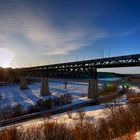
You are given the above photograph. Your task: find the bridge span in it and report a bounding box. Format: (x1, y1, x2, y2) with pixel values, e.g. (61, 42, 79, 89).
(9, 53, 140, 99)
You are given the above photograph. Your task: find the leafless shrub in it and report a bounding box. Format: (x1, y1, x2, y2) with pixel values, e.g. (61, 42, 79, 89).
(67, 108, 73, 119)
(36, 98, 53, 110)
(0, 126, 22, 140)
(127, 93, 140, 99)
(128, 97, 140, 103)
(127, 93, 140, 103)
(101, 92, 118, 104)
(1, 106, 13, 120)
(75, 109, 86, 126)
(42, 120, 73, 140)
(73, 121, 96, 140)
(12, 103, 23, 117)
(42, 111, 52, 119)
(2, 102, 140, 140)
(23, 124, 42, 140)
(99, 83, 118, 97)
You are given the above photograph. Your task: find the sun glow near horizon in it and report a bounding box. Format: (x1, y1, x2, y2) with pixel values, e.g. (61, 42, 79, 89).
(0, 48, 14, 68)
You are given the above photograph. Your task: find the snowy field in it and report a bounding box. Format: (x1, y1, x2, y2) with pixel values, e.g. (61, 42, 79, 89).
(0, 78, 120, 112)
(1, 79, 140, 139)
(19, 94, 140, 140)
(0, 78, 139, 114)
(0, 80, 91, 111)
(16, 94, 127, 129)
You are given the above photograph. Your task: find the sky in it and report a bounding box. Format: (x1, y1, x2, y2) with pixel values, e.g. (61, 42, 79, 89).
(0, 0, 140, 73)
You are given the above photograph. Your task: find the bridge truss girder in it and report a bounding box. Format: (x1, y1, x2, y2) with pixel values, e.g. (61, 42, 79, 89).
(11, 53, 140, 79)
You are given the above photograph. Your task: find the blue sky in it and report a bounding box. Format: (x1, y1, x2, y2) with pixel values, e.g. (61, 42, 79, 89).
(0, 0, 140, 73)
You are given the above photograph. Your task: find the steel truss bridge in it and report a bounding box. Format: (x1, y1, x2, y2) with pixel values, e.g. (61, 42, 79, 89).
(12, 53, 140, 79)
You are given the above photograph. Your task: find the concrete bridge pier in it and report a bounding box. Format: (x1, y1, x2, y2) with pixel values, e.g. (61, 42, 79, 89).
(9, 75, 15, 83)
(8, 70, 15, 83)
(88, 68, 98, 99)
(40, 77, 50, 96)
(20, 76, 28, 89)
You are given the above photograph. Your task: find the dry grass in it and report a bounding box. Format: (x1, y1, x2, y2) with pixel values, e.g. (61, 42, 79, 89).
(127, 93, 140, 103)
(128, 97, 140, 103)
(1, 102, 140, 140)
(127, 93, 140, 99)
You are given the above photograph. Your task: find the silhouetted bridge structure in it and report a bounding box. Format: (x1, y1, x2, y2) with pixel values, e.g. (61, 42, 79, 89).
(10, 53, 140, 99)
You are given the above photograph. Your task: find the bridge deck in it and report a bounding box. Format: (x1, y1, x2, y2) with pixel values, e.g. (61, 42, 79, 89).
(11, 53, 140, 78)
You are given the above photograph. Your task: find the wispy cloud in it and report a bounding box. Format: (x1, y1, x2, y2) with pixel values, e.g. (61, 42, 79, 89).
(0, 1, 107, 57)
(23, 19, 107, 55)
(119, 26, 140, 37)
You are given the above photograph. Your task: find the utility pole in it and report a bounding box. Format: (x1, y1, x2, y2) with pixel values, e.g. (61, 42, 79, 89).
(83, 56, 85, 60)
(109, 50, 110, 57)
(102, 48, 104, 58)
(76, 55, 78, 61)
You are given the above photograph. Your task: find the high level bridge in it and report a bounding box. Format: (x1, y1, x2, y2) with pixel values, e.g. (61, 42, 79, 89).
(10, 53, 140, 99)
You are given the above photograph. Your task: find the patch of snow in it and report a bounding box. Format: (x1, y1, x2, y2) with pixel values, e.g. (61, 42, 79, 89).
(128, 86, 140, 93)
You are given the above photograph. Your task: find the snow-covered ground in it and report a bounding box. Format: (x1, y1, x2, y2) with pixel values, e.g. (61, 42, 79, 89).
(15, 94, 127, 129)
(0, 81, 89, 110)
(48, 94, 127, 123)
(128, 86, 140, 93)
(0, 78, 137, 112)
(1, 79, 140, 139)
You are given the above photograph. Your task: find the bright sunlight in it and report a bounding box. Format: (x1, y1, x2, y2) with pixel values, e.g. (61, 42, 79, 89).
(0, 48, 14, 68)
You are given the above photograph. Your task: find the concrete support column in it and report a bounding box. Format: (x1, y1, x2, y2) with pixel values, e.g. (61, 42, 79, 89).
(88, 79, 98, 99)
(9, 75, 15, 83)
(88, 68, 98, 99)
(8, 70, 15, 83)
(40, 77, 50, 96)
(20, 76, 28, 89)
